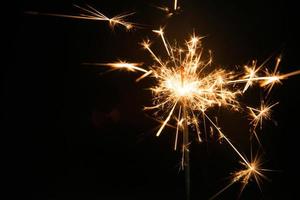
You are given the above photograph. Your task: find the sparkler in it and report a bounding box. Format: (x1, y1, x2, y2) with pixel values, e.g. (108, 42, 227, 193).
(26, 4, 136, 30)
(27, 2, 299, 199)
(99, 28, 300, 199)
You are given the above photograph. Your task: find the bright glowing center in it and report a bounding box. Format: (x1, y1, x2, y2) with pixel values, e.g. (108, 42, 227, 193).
(165, 73, 198, 98)
(249, 163, 257, 172)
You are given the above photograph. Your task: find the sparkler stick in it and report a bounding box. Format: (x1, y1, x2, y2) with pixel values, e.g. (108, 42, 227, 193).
(180, 65, 191, 200)
(182, 103, 191, 200)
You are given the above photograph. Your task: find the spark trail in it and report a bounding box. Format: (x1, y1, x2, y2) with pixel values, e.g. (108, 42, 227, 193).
(26, 4, 136, 30)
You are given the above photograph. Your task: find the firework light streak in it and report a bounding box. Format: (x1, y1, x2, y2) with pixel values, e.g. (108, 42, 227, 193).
(26, 4, 136, 30)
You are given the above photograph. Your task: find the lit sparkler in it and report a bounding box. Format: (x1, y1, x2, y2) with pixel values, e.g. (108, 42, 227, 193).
(26, 4, 136, 30)
(103, 29, 299, 150)
(98, 28, 300, 199)
(28, 2, 299, 199)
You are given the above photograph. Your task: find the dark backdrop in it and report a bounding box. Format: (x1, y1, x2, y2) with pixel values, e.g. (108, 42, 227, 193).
(6, 0, 300, 199)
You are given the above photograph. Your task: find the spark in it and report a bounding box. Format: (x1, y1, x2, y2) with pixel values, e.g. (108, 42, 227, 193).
(84, 61, 152, 82)
(174, 0, 178, 10)
(26, 4, 136, 30)
(227, 57, 300, 94)
(241, 61, 262, 93)
(93, 61, 148, 73)
(246, 101, 279, 144)
(210, 153, 271, 200)
(154, 0, 180, 17)
(156, 101, 178, 137)
(247, 102, 279, 131)
(153, 28, 171, 56)
(141, 40, 165, 67)
(155, 6, 174, 17)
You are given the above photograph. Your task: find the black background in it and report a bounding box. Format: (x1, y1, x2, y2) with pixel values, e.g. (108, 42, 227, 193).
(6, 0, 300, 199)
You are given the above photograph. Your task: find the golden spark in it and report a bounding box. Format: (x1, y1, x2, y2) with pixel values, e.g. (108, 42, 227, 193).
(247, 101, 279, 130)
(247, 102, 279, 140)
(210, 153, 271, 200)
(26, 4, 136, 30)
(89, 61, 146, 73)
